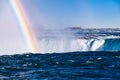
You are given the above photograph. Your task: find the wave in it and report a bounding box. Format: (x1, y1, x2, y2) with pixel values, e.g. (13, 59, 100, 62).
(38, 38, 120, 53)
(90, 38, 120, 51)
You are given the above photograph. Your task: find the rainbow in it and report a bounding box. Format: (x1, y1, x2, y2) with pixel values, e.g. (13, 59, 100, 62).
(9, 0, 38, 53)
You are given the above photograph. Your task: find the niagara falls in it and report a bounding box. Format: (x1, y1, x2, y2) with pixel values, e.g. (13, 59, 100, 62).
(0, 0, 120, 80)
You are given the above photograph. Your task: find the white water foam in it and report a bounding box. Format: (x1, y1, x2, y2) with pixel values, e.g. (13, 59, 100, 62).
(37, 38, 120, 53)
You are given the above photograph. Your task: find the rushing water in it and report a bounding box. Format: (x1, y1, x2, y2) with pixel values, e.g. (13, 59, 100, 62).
(38, 38, 120, 53)
(0, 28, 120, 79)
(0, 51, 120, 80)
(37, 28, 120, 53)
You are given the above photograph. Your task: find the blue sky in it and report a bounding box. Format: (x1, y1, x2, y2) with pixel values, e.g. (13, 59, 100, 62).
(0, 0, 120, 53)
(22, 0, 120, 29)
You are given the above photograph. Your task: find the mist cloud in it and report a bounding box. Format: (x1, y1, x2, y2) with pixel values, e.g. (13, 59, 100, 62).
(0, 1, 28, 53)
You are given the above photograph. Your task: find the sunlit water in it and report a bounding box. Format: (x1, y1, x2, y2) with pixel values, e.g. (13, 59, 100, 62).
(37, 28, 120, 53)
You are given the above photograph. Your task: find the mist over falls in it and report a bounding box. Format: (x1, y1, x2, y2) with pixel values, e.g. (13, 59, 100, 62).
(36, 28, 120, 53)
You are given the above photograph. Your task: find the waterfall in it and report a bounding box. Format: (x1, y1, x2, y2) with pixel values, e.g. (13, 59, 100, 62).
(37, 38, 120, 53)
